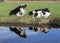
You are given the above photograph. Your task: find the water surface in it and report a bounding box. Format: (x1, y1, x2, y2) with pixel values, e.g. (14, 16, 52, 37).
(0, 26, 60, 43)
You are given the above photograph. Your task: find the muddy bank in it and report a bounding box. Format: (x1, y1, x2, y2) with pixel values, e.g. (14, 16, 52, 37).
(0, 17, 49, 26)
(0, 17, 60, 28)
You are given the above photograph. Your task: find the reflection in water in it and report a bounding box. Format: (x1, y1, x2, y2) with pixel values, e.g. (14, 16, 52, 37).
(29, 27, 51, 33)
(9, 27, 26, 38)
(0, 27, 60, 43)
(9, 26, 51, 38)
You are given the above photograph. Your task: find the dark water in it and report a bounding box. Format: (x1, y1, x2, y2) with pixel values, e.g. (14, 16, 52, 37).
(0, 26, 60, 43)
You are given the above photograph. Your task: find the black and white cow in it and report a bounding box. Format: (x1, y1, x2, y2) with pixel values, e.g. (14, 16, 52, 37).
(9, 4, 27, 16)
(29, 8, 51, 18)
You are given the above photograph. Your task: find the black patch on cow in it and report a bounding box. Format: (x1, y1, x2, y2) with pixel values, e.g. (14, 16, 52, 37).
(34, 27, 38, 32)
(34, 13, 38, 17)
(29, 27, 33, 30)
(42, 11, 46, 15)
(29, 11, 33, 15)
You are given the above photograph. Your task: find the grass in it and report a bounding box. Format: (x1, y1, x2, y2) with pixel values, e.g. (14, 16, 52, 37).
(0, 1, 60, 18)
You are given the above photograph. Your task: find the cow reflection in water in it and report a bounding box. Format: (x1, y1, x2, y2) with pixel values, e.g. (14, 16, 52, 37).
(9, 27, 26, 38)
(9, 26, 51, 38)
(29, 27, 51, 33)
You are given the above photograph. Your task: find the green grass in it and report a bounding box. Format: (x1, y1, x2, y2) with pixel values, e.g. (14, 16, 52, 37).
(0, 1, 60, 19)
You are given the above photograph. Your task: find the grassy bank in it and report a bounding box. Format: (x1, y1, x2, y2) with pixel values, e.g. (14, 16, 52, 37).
(0, 1, 60, 26)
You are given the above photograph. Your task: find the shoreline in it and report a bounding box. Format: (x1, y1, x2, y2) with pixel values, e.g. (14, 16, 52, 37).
(0, 18, 60, 28)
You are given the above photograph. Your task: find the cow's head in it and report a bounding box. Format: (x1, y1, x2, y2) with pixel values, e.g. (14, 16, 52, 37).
(21, 4, 27, 9)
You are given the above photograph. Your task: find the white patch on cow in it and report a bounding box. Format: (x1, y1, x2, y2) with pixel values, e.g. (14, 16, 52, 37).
(43, 12, 51, 18)
(33, 11, 36, 14)
(20, 8, 26, 16)
(33, 13, 35, 18)
(32, 11, 36, 18)
(20, 30, 25, 35)
(16, 12, 21, 16)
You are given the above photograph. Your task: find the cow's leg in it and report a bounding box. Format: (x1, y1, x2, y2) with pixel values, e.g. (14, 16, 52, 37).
(32, 11, 36, 18)
(33, 13, 35, 18)
(16, 12, 21, 16)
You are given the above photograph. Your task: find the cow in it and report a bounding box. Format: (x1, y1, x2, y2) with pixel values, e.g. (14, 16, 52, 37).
(29, 8, 51, 18)
(9, 4, 27, 16)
